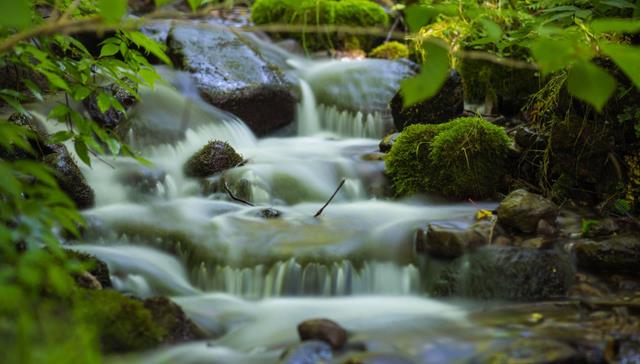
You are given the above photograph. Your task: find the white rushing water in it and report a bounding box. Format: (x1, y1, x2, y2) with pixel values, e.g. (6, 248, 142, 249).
(55, 41, 497, 364)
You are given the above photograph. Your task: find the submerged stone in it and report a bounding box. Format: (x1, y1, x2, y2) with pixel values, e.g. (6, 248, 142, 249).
(298, 318, 348, 350)
(167, 22, 297, 135)
(184, 140, 243, 178)
(390, 70, 464, 131)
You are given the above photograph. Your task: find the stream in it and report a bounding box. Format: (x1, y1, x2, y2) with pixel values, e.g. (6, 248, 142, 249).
(51, 34, 573, 363)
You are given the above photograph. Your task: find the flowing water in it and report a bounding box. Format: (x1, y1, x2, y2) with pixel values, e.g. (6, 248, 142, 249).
(56, 40, 507, 363)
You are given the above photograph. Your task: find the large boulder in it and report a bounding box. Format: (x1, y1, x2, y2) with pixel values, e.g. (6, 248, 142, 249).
(574, 236, 640, 275)
(431, 246, 574, 301)
(297, 318, 348, 350)
(167, 23, 297, 135)
(497, 189, 559, 234)
(183, 140, 243, 178)
(390, 70, 464, 131)
(44, 147, 95, 209)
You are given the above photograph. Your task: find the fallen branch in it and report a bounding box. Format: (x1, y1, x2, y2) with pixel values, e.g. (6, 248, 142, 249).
(223, 180, 254, 206)
(314, 179, 346, 218)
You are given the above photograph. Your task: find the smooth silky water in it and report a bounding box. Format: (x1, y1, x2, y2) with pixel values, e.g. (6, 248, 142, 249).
(57, 43, 501, 363)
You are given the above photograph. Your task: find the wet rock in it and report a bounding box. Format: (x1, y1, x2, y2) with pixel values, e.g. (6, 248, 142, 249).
(419, 221, 491, 259)
(259, 208, 282, 219)
(476, 339, 578, 363)
(574, 236, 640, 275)
(517, 237, 554, 250)
(143, 296, 206, 344)
(390, 70, 464, 131)
(117, 165, 167, 197)
(167, 22, 297, 135)
(432, 246, 574, 300)
(75, 271, 103, 290)
(536, 219, 557, 238)
(280, 340, 333, 364)
(44, 147, 95, 209)
(582, 218, 620, 238)
(83, 85, 137, 129)
(298, 318, 348, 350)
(183, 141, 243, 178)
(497, 189, 559, 234)
(379, 132, 400, 153)
(276, 39, 304, 56)
(361, 152, 385, 161)
(66, 249, 113, 288)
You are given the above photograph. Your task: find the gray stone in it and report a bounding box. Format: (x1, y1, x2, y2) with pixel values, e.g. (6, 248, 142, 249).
(497, 189, 559, 234)
(167, 22, 297, 135)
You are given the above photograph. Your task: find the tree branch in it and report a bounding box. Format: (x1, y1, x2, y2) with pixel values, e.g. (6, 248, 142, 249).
(314, 179, 346, 218)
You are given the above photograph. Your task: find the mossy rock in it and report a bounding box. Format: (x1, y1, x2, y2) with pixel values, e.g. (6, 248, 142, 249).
(65, 249, 113, 289)
(457, 57, 540, 115)
(251, 0, 389, 52)
(183, 141, 243, 178)
(44, 147, 95, 209)
(143, 297, 206, 344)
(369, 41, 409, 60)
(75, 289, 166, 353)
(385, 117, 510, 199)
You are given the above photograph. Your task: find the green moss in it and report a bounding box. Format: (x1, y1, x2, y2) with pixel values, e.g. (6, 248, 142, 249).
(385, 117, 510, 199)
(184, 140, 243, 178)
(369, 41, 410, 60)
(251, 0, 389, 52)
(75, 289, 166, 353)
(384, 123, 442, 196)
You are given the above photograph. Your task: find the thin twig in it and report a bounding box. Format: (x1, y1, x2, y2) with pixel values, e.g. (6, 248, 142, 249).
(314, 179, 346, 218)
(88, 149, 115, 169)
(223, 180, 254, 206)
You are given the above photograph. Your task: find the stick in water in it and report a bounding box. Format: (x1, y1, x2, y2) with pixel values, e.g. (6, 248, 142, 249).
(314, 179, 346, 218)
(224, 181, 254, 207)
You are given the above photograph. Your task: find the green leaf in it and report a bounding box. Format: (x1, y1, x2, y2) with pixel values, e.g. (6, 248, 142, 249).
(23, 79, 43, 101)
(48, 104, 71, 121)
(400, 39, 450, 107)
(99, 0, 127, 23)
(97, 92, 112, 113)
(100, 43, 120, 57)
(71, 85, 92, 101)
(591, 18, 640, 34)
(74, 138, 91, 167)
(600, 43, 640, 89)
(187, 0, 203, 11)
(127, 31, 172, 65)
(567, 61, 616, 112)
(0, 0, 32, 29)
(49, 131, 74, 144)
(530, 37, 593, 75)
(404, 4, 457, 33)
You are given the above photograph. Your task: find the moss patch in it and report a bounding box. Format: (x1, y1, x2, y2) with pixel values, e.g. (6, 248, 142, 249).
(251, 0, 389, 52)
(385, 117, 510, 199)
(369, 41, 409, 60)
(183, 140, 243, 178)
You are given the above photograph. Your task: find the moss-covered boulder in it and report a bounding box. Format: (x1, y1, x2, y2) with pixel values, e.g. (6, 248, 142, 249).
(385, 117, 510, 199)
(65, 249, 113, 289)
(143, 297, 206, 344)
(390, 70, 464, 131)
(457, 57, 540, 116)
(369, 41, 409, 60)
(183, 141, 243, 178)
(251, 0, 389, 52)
(44, 146, 95, 209)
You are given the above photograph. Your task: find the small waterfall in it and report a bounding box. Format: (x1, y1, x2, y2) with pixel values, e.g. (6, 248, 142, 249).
(296, 79, 321, 135)
(193, 259, 421, 298)
(316, 104, 389, 138)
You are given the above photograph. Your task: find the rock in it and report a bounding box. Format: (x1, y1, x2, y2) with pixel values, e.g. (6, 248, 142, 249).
(379, 132, 400, 153)
(475, 339, 578, 363)
(497, 189, 559, 234)
(536, 219, 557, 238)
(44, 147, 95, 209)
(418, 221, 491, 259)
(583, 218, 620, 238)
(183, 141, 243, 178)
(574, 236, 640, 275)
(117, 165, 167, 197)
(390, 70, 464, 131)
(280, 340, 333, 364)
(75, 271, 103, 290)
(83, 84, 137, 129)
(276, 39, 305, 56)
(369, 41, 410, 60)
(432, 246, 574, 300)
(259, 208, 282, 219)
(66, 249, 113, 288)
(167, 22, 297, 135)
(128, 0, 155, 15)
(143, 296, 206, 344)
(514, 125, 546, 150)
(361, 152, 385, 161)
(297, 318, 348, 350)
(517, 237, 554, 250)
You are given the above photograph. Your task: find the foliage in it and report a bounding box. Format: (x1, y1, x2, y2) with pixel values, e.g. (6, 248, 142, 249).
(369, 41, 410, 59)
(0, 0, 172, 362)
(251, 0, 389, 51)
(385, 117, 510, 199)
